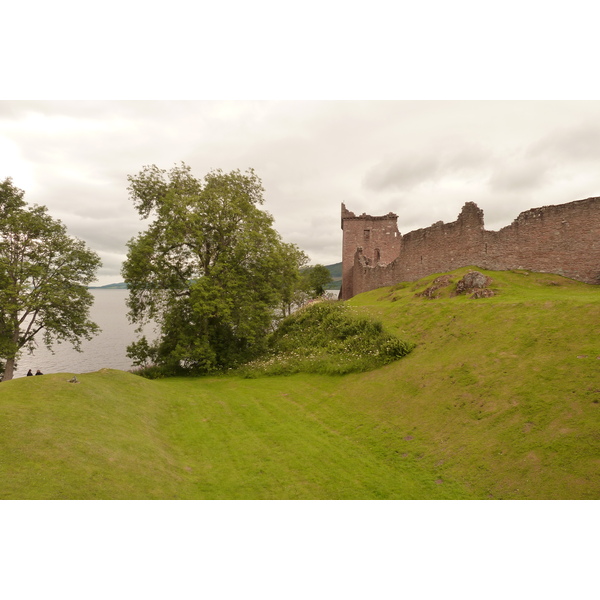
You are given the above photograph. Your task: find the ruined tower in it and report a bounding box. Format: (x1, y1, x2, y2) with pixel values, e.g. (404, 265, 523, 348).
(340, 197, 600, 300)
(340, 203, 401, 300)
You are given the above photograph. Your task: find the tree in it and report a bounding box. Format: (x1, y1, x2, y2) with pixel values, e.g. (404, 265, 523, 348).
(275, 258, 334, 317)
(122, 163, 308, 374)
(276, 242, 310, 317)
(303, 264, 333, 298)
(0, 178, 102, 381)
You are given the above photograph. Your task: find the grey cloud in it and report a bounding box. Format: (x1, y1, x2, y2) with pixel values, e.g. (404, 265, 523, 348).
(92, 251, 127, 284)
(486, 121, 600, 195)
(363, 142, 490, 193)
(364, 155, 442, 192)
(0, 101, 121, 120)
(488, 158, 550, 193)
(532, 122, 600, 161)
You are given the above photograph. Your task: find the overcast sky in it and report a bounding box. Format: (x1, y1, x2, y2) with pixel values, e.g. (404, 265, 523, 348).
(2, 3, 599, 286)
(2, 100, 600, 285)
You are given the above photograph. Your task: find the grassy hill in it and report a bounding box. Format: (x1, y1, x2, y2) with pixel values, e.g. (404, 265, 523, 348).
(2, 266, 599, 499)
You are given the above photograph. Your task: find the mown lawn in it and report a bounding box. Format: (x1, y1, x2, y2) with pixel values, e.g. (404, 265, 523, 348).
(0, 370, 469, 499)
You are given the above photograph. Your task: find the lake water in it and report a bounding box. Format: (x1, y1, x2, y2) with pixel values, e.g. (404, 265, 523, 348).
(12, 288, 340, 379)
(13, 290, 156, 379)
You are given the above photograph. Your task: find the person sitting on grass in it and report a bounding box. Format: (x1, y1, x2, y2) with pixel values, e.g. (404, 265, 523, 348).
(35, 369, 43, 376)
(27, 369, 33, 376)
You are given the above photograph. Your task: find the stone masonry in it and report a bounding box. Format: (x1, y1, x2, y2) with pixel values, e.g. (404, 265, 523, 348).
(340, 197, 600, 300)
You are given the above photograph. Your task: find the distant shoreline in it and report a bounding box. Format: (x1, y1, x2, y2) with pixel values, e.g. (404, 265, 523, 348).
(88, 283, 128, 290)
(90, 262, 342, 291)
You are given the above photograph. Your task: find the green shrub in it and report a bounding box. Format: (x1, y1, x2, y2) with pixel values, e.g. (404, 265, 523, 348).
(240, 301, 415, 377)
(129, 364, 170, 379)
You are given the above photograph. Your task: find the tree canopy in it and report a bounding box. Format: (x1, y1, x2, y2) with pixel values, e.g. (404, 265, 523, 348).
(122, 164, 308, 375)
(303, 264, 333, 298)
(0, 178, 102, 380)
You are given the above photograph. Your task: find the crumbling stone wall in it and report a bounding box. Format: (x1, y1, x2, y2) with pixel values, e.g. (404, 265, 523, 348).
(340, 196, 600, 299)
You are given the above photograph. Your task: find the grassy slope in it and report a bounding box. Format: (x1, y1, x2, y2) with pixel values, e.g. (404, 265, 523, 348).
(1, 267, 599, 499)
(346, 267, 600, 499)
(0, 370, 185, 499)
(0, 371, 460, 499)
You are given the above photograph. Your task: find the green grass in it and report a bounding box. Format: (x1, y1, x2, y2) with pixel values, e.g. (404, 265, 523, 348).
(0, 370, 464, 499)
(347, 267, 600, 499)
(1, 267, 599, 499)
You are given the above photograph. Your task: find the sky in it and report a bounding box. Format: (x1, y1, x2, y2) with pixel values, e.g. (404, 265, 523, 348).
(2, 100, 600, 285)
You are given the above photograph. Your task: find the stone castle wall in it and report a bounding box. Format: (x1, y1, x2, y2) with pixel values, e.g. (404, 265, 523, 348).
(340, 197, 600, 300)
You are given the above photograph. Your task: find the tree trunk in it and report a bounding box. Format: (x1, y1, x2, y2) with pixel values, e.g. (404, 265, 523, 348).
(3, 357, 15, 381)
(2, 327, 20, 381)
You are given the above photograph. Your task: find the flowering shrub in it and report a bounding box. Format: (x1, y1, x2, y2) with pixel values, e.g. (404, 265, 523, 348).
(239, 301, 415, 377)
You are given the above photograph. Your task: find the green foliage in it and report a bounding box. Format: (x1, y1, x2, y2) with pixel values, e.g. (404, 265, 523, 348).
(274, 243, 310, 318)
(276, 258, 332, 318)
(0, 178, 101, 380)
(301, 264, 334, 298)
(129, 363, 170, 380)
(241, 300, 415, 376)
(122, 164, 307, 374)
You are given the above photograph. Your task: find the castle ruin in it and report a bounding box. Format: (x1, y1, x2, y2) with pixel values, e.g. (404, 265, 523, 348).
(340, 196, 600, 300)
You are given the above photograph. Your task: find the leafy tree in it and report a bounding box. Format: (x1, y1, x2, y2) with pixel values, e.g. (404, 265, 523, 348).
(276, 260, 332, 317)
(0, 178, 102, 381)
(303, 264, 333, 298)
(277, 243, 310, 317)
(122, 163, 307, 375)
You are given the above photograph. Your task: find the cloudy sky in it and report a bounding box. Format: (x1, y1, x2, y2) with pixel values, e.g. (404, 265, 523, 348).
(2, 3, 599, 287)
(2, 100, 600, 285)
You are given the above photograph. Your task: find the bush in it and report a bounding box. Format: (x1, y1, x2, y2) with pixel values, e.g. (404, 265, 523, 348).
(239, 301, 415, 377)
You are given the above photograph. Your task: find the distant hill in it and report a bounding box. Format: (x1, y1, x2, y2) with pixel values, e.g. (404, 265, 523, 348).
(325, 262, 342, 290)
(90, 262, 343, 291)
(326, 262, 342, 279)
(89, 282, 128, 289)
